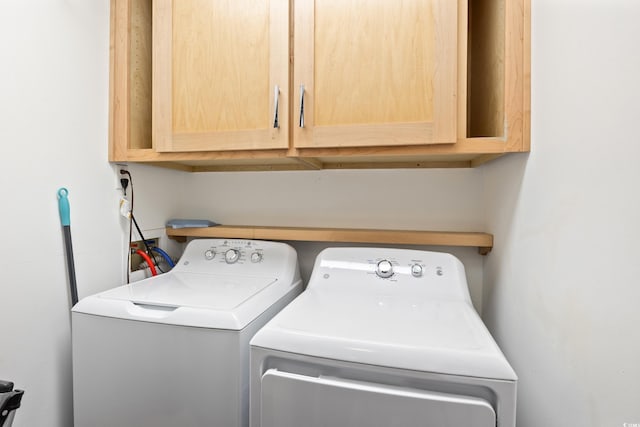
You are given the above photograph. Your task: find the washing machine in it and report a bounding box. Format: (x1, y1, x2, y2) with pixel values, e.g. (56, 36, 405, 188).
(250, 247, 517, 427)
(72, 238, 302, 427)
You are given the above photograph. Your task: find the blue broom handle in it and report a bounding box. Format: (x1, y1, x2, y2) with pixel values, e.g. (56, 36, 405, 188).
(57, 188, 70, 226)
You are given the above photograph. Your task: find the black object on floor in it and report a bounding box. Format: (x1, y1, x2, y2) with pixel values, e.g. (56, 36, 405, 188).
(0, 380, 24, 427)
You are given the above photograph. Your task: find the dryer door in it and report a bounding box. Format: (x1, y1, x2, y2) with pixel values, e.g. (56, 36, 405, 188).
(261, 369, 496, 427)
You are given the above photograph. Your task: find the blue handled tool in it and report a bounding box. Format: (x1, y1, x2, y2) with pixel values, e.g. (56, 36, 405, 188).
(57, 188, 78, 306)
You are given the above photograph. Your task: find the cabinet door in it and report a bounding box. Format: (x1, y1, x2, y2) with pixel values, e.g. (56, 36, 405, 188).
(294, 0, 457, 149)
(153, 0, 289, 152)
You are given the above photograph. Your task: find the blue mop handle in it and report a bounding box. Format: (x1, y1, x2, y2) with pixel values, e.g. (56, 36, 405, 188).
(57, 187, 78, 307)
(58, 188, 71, 226)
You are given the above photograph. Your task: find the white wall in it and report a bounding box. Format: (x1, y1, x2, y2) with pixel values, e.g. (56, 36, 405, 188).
(184, 169, 483, 230)
(0, 2, 186, 426)
(482, 0, 640, 425)
(0, 2, 116, 426)
(0, 4, 485, 426)
(124, 163, 189, 260)
(0, 3, 483, 426)
(182, 169, 486, 306)
(7, 0, 639, 426)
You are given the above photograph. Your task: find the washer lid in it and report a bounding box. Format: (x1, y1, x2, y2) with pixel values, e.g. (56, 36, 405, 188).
(72, 272, 290, 330)
(101, 272, 278, 310)
(251, 289, 517, 381)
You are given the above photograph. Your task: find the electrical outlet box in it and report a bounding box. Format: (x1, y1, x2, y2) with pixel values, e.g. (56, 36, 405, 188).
(130, 238, 160, 271)
(115, 163, 128, 191)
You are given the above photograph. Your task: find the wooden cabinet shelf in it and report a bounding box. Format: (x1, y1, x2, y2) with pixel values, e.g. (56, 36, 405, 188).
(166, 225, 494, 255)
(109, 0, 530, 171)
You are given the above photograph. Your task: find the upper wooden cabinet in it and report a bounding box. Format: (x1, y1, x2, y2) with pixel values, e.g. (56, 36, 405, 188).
(109, 0, 530, 171)
(293, 0, 457, 149)
(153, 0, 289, 152)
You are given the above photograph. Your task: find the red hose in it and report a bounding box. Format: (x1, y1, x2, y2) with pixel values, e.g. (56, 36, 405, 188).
(135, 249, 158, 276)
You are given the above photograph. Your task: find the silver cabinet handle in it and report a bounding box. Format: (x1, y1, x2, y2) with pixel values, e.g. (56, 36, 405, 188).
(299, 84, 305, 128)
(273, 85, 280, 129)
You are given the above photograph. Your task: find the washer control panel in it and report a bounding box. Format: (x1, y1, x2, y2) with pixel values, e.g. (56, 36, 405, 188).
(172, 239, 295, 277)
(193, 241, 265, 265)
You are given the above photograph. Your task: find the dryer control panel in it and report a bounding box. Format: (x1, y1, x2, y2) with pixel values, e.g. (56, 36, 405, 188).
(307, 247, 472, 303)
(371, 257, 443, 280)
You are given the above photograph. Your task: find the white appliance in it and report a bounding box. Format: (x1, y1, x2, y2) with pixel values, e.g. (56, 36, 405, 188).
(72, 239, 302, 427)
(250, 247, 517, 427)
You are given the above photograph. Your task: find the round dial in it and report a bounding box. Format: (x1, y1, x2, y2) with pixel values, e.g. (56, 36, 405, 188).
(224, 249, 240, 264)
(250, 252, 263, 263)
(411, 264, 423, 277)
(376, 260, 394, 278)
(204, 249, 215, 260)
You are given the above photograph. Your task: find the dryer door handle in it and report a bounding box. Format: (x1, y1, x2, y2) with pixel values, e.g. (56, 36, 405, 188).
(259, 369, 496, 427)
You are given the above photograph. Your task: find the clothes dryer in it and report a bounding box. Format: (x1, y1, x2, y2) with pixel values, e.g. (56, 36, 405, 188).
(250, 247, 516, 427)
(73, 239, 302, 427)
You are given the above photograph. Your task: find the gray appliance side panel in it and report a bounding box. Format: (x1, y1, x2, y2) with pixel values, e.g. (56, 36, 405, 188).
(236, 280, 303, 427)
(250, 347, 516, 427)
(72, 313, 242, 427)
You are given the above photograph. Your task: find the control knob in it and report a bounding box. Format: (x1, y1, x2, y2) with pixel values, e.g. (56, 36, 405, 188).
(250, 252, 263, 263)
(204, 249, 215, 260)
(411, 264, 423, 277)
(376, 260, 394, 278)
(225, 249, 240, 264)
